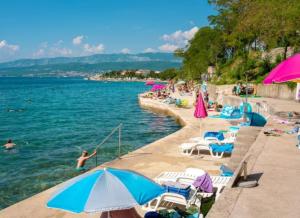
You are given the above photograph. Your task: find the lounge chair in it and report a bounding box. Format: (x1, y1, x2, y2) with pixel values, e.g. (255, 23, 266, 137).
(155, 168, 231, 200)
(180, 132, 235, 158)
(144, 169, 204, 212)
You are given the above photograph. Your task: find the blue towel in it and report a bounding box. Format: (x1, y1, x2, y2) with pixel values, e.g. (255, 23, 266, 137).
(220, 165, 234, 177)
(210, 143, 234, 153)
(204, 131, 224, 141)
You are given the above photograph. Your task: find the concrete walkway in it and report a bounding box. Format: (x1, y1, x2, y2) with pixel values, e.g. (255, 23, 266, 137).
(207, 96, 300, 218)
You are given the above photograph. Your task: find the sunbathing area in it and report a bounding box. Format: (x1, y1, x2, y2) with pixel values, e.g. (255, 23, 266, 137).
(1, 79, 299, 218)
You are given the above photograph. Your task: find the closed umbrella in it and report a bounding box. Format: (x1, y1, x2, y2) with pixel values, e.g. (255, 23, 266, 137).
(194, 92, 208, 136)
(194, 92, 208, 119)
(47, 168, 165, 215)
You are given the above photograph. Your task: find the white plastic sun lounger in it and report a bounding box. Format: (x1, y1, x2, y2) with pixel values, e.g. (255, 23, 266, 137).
(180, 141, 233, 158)
(144, 192, 204, 218)
(155, 169, 231, 199)
(179, 137, 220, 156)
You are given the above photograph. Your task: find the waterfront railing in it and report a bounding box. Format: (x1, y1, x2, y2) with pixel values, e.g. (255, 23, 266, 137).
(94, 123, 122, 166)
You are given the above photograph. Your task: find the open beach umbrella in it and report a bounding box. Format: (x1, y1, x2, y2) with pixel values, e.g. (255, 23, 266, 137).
(176, 80, 186, 85)
(145, 80, 155, 86)
(47, 168, 165, 214)
(194, 92, 208, 119)
(151, 84, 166, 92)
(264, 53, 300, 84)
(245, 112, 267, 127)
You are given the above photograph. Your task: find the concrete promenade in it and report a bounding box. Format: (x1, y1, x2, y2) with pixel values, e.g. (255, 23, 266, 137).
(0, 97, 231, 218)
(207, 95, 300, 218)
(1, 94, 299, 218)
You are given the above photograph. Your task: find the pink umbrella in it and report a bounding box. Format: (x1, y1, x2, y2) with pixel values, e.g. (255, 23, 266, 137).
(194, 92, 208, 118)
(151, 84, 166, 92)
(145, 80, 155, 86)
(264, 53, 300, 84)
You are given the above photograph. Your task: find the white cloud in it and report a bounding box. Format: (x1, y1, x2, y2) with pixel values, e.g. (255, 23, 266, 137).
(73, 35, 84, 45)
(162, 27, 198, 44)
(50, 47, 73, 56)
(144, 48, 156, 53)
(121, 48, 130, 54)
(33, 49, 45, 57)
(83, 43, 104, 54)
(158, 43, 178, 52)
(0, 40, 7, 48)
(158, 27, 198, 52)
(33, 44, 72, 58)
(0, 40, 20, 52)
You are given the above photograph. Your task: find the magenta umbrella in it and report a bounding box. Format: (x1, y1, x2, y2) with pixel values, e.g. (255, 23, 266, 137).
(264, 53, 300, 84)
(151, 84, 166, 92)
(194, 92, 208, 118)
(194, 92, 207, 135)
(145, 80, 155, 86)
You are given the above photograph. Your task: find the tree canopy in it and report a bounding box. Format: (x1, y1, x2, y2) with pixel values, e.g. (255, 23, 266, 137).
(171, 0, 300, 84)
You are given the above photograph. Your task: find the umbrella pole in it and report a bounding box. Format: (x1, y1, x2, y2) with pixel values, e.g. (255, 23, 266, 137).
(200, 119, 202, 136)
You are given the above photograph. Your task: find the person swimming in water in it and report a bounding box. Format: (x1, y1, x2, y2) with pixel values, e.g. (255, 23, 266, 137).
(76, 150, 97, 171)
(3, 139, 16, 150)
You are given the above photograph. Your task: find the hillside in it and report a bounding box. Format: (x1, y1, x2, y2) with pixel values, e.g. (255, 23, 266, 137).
(0, 53, 181, 77)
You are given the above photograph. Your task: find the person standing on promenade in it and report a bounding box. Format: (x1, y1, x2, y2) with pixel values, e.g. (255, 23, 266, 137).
(76, 150, 97, 171)
(3, 139, 16, 150)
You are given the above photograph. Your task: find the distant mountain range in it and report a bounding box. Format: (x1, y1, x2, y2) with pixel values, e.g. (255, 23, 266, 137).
(0, 53, 182, 77)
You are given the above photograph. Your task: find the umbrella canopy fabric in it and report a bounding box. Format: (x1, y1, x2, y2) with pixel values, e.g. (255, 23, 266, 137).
(264, 53, 300, 84)
(194, 92, 208, 119)
(145, 80, 155, 86)
(151, 84, 166, 92)
(176, 80, 186, 85)
(245, 112, 267, 127)
(47, 168, 165, 213)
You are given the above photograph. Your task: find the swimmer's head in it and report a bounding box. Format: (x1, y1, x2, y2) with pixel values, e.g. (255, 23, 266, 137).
(82, 150, 88, 157)
(7, 139, 12, 143)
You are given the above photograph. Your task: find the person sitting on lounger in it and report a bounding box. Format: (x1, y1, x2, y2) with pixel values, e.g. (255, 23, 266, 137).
(76, 150, 97, 171)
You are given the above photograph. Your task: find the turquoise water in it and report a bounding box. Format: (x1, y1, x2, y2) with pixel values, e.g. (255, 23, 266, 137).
(0, 77, 180, 209)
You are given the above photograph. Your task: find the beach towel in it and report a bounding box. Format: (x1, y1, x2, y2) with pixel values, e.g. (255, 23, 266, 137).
(210, 143, 234, 153)
(220, 165, 234, 177)
(204, 131, 224, 141)
(163, 181, 191, 199)
(192, 173, 213, 193)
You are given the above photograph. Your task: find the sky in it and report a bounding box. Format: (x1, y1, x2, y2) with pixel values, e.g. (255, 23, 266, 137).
(0, 0, 215, 62)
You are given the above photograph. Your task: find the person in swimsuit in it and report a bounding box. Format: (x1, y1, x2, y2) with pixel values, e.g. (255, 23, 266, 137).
(76, 150, 97, 171)
(3, 139, 16, 150)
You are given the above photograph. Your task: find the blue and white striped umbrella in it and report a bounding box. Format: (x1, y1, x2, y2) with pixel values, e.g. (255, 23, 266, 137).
(47, 168, 165, 213)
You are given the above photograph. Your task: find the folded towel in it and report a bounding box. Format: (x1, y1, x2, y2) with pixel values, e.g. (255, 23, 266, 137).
(210, 143, 234, 153)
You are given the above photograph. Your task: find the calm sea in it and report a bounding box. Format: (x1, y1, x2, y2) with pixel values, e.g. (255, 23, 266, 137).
(0, 77, 180, 209)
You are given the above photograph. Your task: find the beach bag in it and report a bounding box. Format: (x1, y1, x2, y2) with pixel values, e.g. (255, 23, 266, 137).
(163, 181, 191, 199)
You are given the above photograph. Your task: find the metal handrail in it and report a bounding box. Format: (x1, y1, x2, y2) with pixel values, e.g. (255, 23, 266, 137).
(95, 123, 122, 166)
